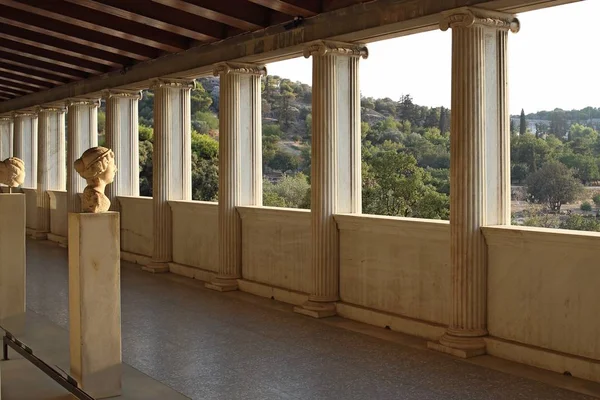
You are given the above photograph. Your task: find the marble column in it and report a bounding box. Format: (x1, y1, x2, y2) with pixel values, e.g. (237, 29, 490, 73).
(206, 63, 266, 292)
(294, 41, 367, 318)
(145, 79, 193, 273)
(427, 7, 519, 358)
(35, 106, 66, 239)
(104, 90, 142, 211)
(67, 100, 99, 213)
(13, 112, 38, 188)
(0, 116, 13, 160)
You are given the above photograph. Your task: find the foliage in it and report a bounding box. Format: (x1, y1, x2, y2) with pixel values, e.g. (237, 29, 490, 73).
(593, 194, 600, 208)
(580, 201, 592, 212)
(362, 149, 448, 219)
(559, 214, 600, 232)
(525, 161, 583, 212)
(263, 173, 310, 209)
(522, 206, 560, 229)
(191, 133, 219, 201)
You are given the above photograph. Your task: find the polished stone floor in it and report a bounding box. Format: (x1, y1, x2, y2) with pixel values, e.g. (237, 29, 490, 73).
(25, 239, 598, 400)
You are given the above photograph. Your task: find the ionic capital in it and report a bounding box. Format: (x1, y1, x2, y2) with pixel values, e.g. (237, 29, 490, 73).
(303, 40, 368, 59)
(66, 98, 101, 108)
(440, 7, 520, 33)
(102, 89, 143, 100)
(12, 110, 37, 119)
(213, 62, 267, 77)
(36, 105, 66, 114)
(0, 115, 12, 122)
(150, 78, 195, 90)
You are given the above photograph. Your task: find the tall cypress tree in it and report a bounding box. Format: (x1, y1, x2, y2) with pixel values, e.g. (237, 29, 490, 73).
(439, 106, 447, 134)
(519, 108, 527, 135)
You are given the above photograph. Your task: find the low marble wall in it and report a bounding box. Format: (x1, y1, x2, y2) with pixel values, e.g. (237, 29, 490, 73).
(48, 190, 67, 238)
(335, 214, 451, 326)
(22, 188, 37, 230)
(238, 206, 311, 294)
(484, 226, 600, 364)
(169, 200, 218, 273)
(117, 196, 153, 257)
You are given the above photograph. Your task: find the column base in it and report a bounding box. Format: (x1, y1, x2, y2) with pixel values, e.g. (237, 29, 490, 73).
(294, 300, 337, 318)
(141, 262, 170, 274)
(427, 332, 487, 359)
(205, 277, 239, 292)
(32, 231, 48, 240)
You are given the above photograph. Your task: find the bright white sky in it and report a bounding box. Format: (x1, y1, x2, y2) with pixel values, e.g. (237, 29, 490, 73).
(266, 0, 599, 115)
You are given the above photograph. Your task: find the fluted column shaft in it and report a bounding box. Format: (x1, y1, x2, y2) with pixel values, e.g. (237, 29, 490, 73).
(13, 112, 38, 188)
(146, 79, 193, 273)
(35, 107, 66, 238)
(429, 7, 519, 358)
(294, 41, 368, 318)
(104, 90, 142, 211)
(67, 100, 99, 213)
(207, 63, 266, 291)
(0, 116, 13, 160)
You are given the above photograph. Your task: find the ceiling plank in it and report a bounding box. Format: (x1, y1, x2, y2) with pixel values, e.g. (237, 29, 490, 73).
(0, 5, 156, 60)
(150, 0, 271, 31)
(0, 71, 53, 89)
(0, 39, 107, 74)
(0, 0, 187, 53)
(68, 0, 225, 42)
(248, 0, 320, 17)
(0, 22, 132, 67)
(0, 63, 69, 85)
(0, 30, 120, 69)
(0, 95, 12, 101)
(0, 79, 35, 93)
(0, 87, 28, 97)
(0, 51, 87, 80)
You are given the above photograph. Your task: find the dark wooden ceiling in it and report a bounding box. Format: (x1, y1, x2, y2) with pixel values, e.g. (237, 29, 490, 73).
(0, 0, 368, 103)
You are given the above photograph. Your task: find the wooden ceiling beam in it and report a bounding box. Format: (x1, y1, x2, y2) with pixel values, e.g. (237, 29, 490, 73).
(0, 51, 88, 80)
(0, 0, 187, 53)
(0, 79, 35, 94)
(69, 0, 226, 42)
(0, 22, 132, 68)
(0, 5, 156, 60)
(248, 0, 320, 17)
(0, 87, 28, 98)
(0, 63, 69, 85)
(0, 73, 50, 90)
(0, 39, 107, 74)
(149, 0, 276, 31)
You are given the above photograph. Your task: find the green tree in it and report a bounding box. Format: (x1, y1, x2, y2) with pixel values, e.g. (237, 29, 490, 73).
(98, 110, 106, 135)
(190, 83, 213, 114)
(263, 173, 310, 209)
(525, 161, 583, 212)
(362, 150, 448, 219)
(519, 108, 526, 135)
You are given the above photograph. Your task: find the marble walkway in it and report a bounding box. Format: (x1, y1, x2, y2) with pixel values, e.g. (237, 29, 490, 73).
(25, 239, 599, 400)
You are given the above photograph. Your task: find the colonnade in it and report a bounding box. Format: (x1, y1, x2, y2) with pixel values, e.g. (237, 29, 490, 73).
(0, 6, 519, 359)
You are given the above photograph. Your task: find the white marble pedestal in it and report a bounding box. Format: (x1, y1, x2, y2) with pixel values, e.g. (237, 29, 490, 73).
(0, 193, 26, 322)
(68, 211, 121, 399)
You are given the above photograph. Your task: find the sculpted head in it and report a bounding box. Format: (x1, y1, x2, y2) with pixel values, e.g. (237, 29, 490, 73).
(74, 147, 117, 213)
(74, 146, 116, 186)
(2, 157, 25, 187)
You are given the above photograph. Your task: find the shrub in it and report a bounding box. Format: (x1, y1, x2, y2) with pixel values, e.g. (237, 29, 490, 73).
(581, 201, 592, 212)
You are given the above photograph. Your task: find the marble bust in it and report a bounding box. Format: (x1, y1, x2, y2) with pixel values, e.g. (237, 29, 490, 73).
(0, 157, 26, 187)
(74, 147, 117, 213)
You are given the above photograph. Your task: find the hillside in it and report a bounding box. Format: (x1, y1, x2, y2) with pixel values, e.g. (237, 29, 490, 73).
(123, 75, 600, 230)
